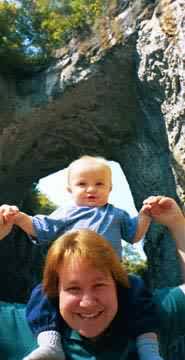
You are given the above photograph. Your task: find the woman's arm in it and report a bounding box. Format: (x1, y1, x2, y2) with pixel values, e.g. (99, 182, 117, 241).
(0, 222, 13, 240)
(144, 196, 185, 281)
(169, 219, 185, 282)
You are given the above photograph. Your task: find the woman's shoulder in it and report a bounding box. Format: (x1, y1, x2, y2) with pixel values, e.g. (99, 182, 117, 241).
(128, 274, 146, 295)
(118, 274, 154, 308)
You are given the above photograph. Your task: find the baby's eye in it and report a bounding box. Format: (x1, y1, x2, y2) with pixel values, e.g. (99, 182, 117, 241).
(96, 182, 103, 186)
(77, 182, 86, 186)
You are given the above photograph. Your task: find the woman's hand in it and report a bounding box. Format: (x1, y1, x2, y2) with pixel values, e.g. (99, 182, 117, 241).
(143, 196, 184, 229)
(0, 204, 19, 225)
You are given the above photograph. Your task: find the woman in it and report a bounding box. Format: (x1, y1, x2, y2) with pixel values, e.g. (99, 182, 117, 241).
(25, 196, 185, 360)
(0, 196, 184, 360)
(28, 228, 156, 360)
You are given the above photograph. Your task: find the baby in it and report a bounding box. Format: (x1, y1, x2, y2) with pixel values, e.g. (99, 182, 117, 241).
(0, 155, 163, 360)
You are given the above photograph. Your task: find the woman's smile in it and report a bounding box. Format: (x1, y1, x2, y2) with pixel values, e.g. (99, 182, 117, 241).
(77, 311, 103, 319)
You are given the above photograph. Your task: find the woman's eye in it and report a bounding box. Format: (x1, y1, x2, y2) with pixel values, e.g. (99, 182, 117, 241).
(95, 283, 106, 288)
(65, 287, 80, 293)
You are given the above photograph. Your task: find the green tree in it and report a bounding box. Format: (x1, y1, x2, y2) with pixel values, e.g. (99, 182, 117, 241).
(0, 0, 114, 71)
(21, 183, 57, 215)
(122, 243, 148, 277)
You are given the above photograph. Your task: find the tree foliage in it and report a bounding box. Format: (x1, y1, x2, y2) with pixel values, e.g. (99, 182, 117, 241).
(0, 0, 117, 72)
(122, 243, 148, 277)
(21, 183, 57, 215)
(122, 258, 148, 277)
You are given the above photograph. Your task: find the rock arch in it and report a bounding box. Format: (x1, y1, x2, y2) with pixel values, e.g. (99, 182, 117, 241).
(0, 1, 183, 301)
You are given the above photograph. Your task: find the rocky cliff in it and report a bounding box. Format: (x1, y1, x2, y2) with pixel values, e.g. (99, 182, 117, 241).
(0, 0, 184, 302)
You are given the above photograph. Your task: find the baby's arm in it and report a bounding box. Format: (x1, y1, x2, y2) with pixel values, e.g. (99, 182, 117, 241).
(14, 210, 36, 236)
(0, 221, 14, 240)
(0, 204, 36, 237)
(133, 205, 152, 243)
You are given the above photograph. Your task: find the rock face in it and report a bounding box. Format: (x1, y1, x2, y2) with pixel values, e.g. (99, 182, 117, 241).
(137, 0, 185, 204)
(0, 0, 184, 298)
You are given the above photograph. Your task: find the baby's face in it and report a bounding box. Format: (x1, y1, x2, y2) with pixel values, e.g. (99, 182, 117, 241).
(68, 160, 112, 207)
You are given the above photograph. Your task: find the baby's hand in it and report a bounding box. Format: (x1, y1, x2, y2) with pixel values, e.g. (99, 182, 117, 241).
(0, 204, 19, 225)
(140, 203, 152, 217)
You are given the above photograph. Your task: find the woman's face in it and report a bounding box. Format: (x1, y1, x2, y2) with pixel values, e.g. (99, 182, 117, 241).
(58, 258, 118, 338)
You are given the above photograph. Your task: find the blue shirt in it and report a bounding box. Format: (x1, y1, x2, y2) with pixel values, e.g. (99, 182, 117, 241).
(32, 203, 138, 258)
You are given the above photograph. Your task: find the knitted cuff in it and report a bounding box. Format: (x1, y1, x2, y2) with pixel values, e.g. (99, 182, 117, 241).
(136, 334, 164, 360)
(38, 330, 62, 349)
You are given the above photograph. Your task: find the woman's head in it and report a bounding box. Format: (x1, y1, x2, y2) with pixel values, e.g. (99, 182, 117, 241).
(43, 229, 129, 297)
(43, 229, 130, 338)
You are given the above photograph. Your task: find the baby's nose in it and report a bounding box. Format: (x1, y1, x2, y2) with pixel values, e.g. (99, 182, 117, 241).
(87, 185, 95, 192)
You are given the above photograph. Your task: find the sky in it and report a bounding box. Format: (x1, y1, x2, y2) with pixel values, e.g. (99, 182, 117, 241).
(37, 161, 146, 259)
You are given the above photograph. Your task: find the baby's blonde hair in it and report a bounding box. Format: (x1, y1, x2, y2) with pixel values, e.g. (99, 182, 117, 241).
(67, 155, 112, 186)
(43, 229, 130, 297)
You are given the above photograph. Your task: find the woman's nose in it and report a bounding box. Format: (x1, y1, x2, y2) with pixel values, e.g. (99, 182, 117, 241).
(80, 293, 96, 307)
